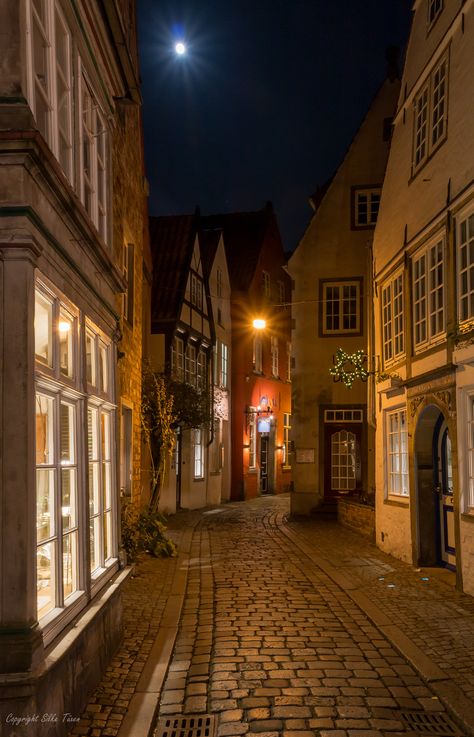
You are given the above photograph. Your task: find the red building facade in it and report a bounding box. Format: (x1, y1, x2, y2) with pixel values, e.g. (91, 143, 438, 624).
(203, 204, 292, 500)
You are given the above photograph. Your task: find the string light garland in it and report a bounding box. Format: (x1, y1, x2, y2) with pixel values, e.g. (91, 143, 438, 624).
(329, 348, 369, 389)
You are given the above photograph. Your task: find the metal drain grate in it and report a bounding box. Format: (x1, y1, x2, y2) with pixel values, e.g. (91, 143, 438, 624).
(156, 715, 216, 737)
(399, 711, 462, 736)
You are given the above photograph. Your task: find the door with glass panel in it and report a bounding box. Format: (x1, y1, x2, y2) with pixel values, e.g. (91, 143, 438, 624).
(323, 409, 363, 500)
(435, 421, 455, 569)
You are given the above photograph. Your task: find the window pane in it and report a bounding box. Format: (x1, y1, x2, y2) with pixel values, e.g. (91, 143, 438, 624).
(60, 402, 75, 463)
(104, 511, 112, 560)
(62, 532, 77, 598)
(99, 342, 108, 393)
(36, 468, 55, 541)
(61, 468, 76, 531)
(86, 332, 96, 385)
(35, 291, 53, 366)
(59, 309, 74, 377)
(37, 542, 55, 619)
(90, 517, 101, 572)
(36, 394, 54, 465)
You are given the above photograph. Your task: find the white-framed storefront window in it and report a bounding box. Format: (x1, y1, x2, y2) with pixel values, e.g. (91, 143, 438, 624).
(35, 279, 117, 632)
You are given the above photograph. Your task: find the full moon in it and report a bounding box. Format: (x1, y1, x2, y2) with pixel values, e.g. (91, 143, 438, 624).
(175, 41, 186, 55)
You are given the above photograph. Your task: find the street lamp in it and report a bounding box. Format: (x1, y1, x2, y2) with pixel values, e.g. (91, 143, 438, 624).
(252, 318, 266, 330)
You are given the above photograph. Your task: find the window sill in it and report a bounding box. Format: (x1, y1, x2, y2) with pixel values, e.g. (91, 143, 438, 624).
(384, 497, 409, 508)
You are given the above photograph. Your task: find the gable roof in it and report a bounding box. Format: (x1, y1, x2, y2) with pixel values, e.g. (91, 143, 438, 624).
(201, 205, 274, 291)
(149, 213, 196, 326)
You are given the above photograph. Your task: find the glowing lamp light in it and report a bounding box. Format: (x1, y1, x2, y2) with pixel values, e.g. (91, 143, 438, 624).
(175, 41, 187, 55)
(253, 318, 266, 330)
(58, 320, 71, 333)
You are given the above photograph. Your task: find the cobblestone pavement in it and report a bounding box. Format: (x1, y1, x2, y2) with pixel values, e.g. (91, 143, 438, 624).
(72, 495, 474, 737)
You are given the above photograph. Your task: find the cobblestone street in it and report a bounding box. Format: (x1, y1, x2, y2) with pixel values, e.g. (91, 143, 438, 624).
(74, 495, 474, 737)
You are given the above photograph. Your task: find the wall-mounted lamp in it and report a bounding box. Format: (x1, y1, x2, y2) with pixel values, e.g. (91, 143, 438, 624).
(252, 318, 266, 330)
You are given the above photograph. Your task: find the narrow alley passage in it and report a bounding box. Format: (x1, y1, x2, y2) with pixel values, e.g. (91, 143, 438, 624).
(153, 498, 468, 737)
(76, 495, 474, 737)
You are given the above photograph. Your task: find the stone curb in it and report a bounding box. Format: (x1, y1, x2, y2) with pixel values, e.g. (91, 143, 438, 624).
(277, 519, 474, 737)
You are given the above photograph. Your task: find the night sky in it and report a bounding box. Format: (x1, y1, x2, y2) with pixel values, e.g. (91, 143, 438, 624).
(137, 1, 413, 252)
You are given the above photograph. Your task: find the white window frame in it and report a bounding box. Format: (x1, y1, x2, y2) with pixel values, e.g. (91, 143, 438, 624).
(34, 280, 118, 641)
(457, 207, 474, 327)
(382, 272, 404, 366)
(322, 280, 361, 335)
(25, 0, 74, 182)
(412, 238, 445, 350)
(193, 428, 204, 478)
(354, 188, 381, 228)
(413, 53, 448, 171)
(271, 336, 279, 377)
(36, 389, 81, 623)
(220, 341, 228, 388)
(386, 408, 409, 498)
(79, 68, 109, 242)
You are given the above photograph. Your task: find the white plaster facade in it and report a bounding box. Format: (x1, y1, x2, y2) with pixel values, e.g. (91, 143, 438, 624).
(372, 0, 474, 593)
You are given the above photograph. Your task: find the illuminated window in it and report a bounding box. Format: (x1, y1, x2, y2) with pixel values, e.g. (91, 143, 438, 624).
(386, 409, 409, 497)
(197, 350, 207, 390)
(35, 281, 117, 626)
(193, 428, 204, 478)
(220, 342, 228, 388)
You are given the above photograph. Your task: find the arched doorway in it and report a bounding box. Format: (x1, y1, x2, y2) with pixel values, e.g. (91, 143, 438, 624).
(414, 405, 456, 570)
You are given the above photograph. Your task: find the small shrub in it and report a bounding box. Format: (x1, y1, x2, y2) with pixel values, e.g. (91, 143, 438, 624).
(121, 502, 177, 563)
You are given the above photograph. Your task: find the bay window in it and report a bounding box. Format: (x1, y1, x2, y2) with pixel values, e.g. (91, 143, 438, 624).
(35, 280, 117, 626)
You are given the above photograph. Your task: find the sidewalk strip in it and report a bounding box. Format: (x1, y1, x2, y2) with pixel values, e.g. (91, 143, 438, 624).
(117, 527, 195, 737)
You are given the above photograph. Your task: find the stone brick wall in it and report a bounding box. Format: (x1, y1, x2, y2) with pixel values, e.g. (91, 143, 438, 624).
(337, 497, 375, 542)
(112, 96, 150, 509)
